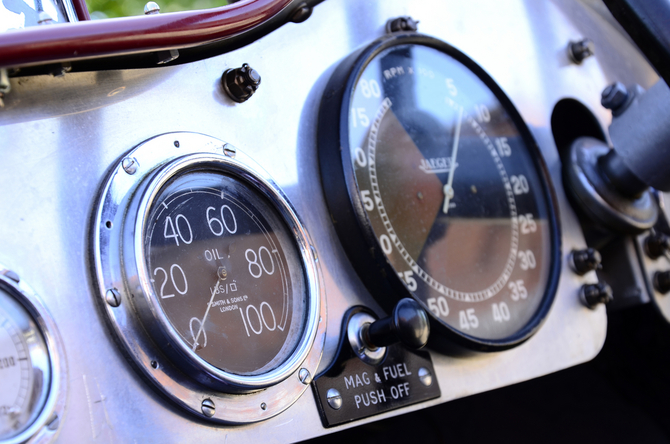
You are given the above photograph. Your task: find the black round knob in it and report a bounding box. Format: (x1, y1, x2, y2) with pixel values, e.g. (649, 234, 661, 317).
(654, 270, 670, 294)
(221, 63, 261, 103)
(579, 282, 613, 309)
(570, 248, 602, 275)
(363, 298, 430, 350)
(645, 233, 670, 260)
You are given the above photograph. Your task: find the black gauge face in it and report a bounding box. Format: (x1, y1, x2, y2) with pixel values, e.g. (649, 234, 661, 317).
(144, 171, 307, 375)
(320, 36, 559, 348)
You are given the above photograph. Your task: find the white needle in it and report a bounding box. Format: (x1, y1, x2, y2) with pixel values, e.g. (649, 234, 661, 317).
(443, 106, 464, 214)
(192, 280, 220, 351)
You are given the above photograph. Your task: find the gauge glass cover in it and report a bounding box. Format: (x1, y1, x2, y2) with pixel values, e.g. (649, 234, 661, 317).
(142, 170, 307, 376)
(323, 36, 559, 346)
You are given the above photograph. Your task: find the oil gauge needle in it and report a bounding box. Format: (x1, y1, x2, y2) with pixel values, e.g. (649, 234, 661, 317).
(192, 279, 220, 351)
(443, 106, 464, 214)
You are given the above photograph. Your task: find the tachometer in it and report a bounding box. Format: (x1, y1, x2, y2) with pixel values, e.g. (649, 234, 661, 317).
(319, 33, 560, 351)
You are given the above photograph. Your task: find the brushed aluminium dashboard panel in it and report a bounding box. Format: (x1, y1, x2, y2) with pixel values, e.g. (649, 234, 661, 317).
(0, 0, 659, 442)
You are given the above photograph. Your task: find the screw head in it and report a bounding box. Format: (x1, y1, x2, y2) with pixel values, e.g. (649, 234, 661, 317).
(568, 39, 595, 64)
(299, 368, 311, 385)
(222, 143, 236, 158)
(105, 288, 122, 307)
(418, 367, 433, 387)
(144, 2, 160, 14)
(260, 402, 267, 411)
(122, 157, 138, 175)
(601, 82, 629, 111)
(37, 11, 54, 25)
(654, 270, 670, 294)
(0, 269, 20, 283)
(201, 398, 215, 417)
(326, 388, 342, 410)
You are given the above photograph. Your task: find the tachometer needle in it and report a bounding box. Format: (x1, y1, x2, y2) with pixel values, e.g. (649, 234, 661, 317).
(443, 106, 464, 214)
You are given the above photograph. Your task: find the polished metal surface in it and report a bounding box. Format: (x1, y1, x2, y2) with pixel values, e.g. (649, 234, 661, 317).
(347, 312, 386, 366)
(92, 132, 326, 423)
(0, 0, 660, 442)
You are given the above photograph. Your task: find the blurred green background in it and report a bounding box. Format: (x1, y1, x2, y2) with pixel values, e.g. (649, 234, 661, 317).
(87, 0, 228, 19)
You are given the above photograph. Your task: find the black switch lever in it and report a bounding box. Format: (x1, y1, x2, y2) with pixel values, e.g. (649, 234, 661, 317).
(362, 298, 430, 350)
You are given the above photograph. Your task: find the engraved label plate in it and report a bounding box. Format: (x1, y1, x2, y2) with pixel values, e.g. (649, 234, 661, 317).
(312, 339, 440, 427)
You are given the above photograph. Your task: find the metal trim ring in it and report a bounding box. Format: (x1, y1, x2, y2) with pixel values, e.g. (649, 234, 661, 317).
(0, 266, 67, 444)
(91, 132, 326, 424)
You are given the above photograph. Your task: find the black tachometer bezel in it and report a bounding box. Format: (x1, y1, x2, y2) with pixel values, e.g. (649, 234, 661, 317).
(317, 32, 561, 352)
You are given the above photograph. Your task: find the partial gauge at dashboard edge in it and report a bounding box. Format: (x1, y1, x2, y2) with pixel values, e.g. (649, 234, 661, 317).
(92, 132, 326, 424)
(0, 267, 67, 444)
(318, 32, 561, 352)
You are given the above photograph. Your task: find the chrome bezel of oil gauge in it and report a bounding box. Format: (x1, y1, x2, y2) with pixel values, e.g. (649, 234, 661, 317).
(91, 132, 326, 424)
(0, 266, 67, 444)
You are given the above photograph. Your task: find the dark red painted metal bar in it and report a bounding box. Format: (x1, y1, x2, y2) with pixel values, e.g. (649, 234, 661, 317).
(72, 0, 91, 21)
(0, 0, 291, 69)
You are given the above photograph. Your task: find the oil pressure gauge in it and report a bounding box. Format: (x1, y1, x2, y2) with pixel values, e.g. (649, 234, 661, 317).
(319, 33, 560, 351)
(92, 133, 325, 423)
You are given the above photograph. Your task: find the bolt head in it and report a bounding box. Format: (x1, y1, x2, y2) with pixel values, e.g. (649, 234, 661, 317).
(326, 388, 342, 410)
(654, 270, 670, 294)
(144, 2, 160, 14)
(579, 282, 613, 309)
(601, 82, 629, 110)
(418, 367, 433, 387)
(201, 398, 215, 417)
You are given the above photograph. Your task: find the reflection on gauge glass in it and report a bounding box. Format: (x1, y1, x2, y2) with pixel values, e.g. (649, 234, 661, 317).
(319, 34, 559, 349)
(141, 170, 306, 376)
(0, 287, 51, 441)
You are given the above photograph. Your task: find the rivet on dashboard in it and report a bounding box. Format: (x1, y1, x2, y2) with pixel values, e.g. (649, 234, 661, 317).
(579, 283, 613, 309)
(105, 288, 122, 307)
(418, 367, 433, 387)
(151, 360, 159, 369)
(0, 269, 20, 283)
(122, 157, 139, 175)
(326, 388, 342, 410)
(201, 398, 216, 417)
(174, 140, 180, 148)
(260, 402, 267, 411)
(567, 38, 595, 64)
(299, 368, 311, 385)
(222, 143, 237, 158)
